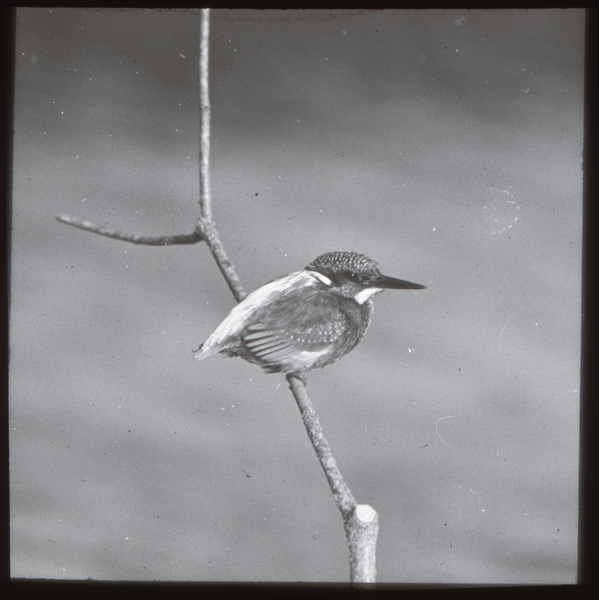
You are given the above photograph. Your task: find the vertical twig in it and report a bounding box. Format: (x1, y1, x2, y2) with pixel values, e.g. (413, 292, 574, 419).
(197, 8, 246, 303)
(199, 8, 212, 223)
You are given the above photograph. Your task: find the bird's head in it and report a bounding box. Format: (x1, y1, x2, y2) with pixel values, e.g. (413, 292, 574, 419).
(305, 251, 425, 304)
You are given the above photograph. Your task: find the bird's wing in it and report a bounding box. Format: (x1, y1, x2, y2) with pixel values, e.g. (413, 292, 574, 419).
(240, 292, 361, 365)
(242, 324, 304, 363)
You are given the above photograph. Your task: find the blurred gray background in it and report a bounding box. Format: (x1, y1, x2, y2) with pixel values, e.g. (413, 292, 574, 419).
(11, 9, 582, 583)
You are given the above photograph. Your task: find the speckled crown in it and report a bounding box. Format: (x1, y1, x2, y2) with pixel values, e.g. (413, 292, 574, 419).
(306, 252, 381, 277)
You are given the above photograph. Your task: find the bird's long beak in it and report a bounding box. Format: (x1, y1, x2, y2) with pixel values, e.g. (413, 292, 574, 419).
(371, 274, 426, 290)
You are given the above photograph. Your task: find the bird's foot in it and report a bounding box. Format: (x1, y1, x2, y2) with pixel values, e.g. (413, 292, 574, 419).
(286, 373, 307, 387)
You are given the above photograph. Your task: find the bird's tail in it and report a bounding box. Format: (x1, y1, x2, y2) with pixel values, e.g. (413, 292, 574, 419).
(192, 343, 205, 360)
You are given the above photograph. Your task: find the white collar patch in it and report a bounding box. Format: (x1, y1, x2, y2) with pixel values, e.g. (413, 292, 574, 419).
(354, 287, 381, 304)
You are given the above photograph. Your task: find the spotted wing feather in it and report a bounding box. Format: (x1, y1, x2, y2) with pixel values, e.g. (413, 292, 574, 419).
(237, 291, 369, 373)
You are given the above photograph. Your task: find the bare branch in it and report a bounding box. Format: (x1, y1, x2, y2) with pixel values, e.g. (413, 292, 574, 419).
(56, 215, 203, 246)
(56, 9, 377, 582)
(199, 8, 212, 223)
(55, 9, 245, 302)
(287, 374, 379, 584)
(347, 504, 379, 584)
(192, 8, 246, 302)
(287, 374, 356, 517)
(197, 217, 247, 303)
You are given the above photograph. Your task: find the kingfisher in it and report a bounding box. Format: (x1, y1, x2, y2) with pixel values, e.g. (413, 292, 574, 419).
(193, 251, 425, 377)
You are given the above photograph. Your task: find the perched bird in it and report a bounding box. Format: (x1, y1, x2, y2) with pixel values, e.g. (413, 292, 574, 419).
(193, 251, 425, 376)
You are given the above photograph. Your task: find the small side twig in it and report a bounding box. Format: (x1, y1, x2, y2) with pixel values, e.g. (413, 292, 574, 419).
(55, 215, 203, 246)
